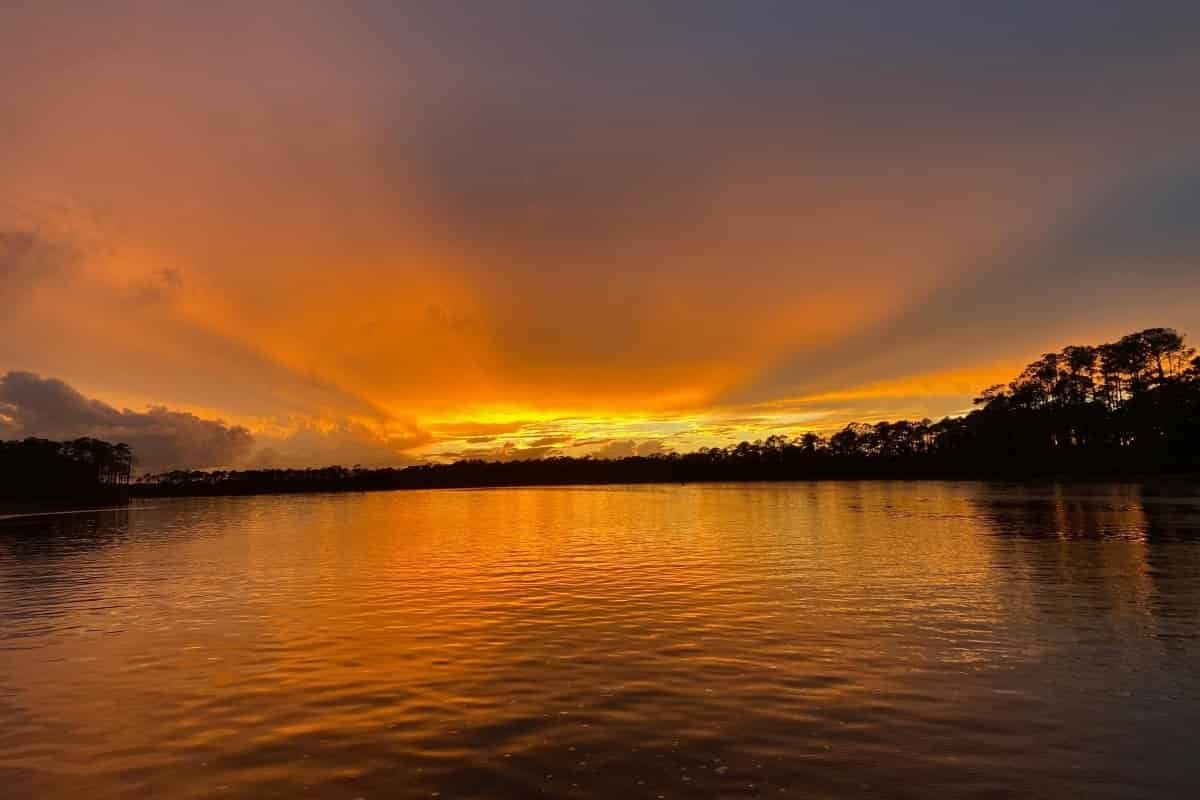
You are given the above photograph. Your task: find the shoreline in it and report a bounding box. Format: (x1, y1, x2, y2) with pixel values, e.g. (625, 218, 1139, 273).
(0, 504, 137, 522)
(125, 471, 1200, 501)
(7, 474, 1197, 511)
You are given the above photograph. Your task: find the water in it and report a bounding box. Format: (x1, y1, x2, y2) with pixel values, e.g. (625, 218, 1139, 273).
(2, 482, 1199, 799)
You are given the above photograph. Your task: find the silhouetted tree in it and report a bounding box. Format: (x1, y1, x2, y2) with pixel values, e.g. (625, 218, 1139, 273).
(1, 437, 132, 506)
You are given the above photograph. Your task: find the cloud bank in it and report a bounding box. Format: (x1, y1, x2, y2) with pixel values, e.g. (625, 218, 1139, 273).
(0, 372, 683, 469)
(0, 371, 254, 471)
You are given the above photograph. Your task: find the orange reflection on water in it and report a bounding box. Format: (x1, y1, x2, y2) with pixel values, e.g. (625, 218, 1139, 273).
(2, 482, 1200, 798)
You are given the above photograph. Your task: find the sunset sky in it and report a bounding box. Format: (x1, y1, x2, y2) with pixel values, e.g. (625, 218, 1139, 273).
(3, 1, 1199, 470)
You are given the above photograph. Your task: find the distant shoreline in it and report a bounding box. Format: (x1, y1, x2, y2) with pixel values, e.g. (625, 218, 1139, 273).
(3, 473, 1196, 514)
(0, 504, 136, 522)
(127, 471, 1200, 501)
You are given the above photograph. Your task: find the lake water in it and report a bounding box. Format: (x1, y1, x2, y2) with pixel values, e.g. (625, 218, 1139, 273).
(2, 482, 1199, 799)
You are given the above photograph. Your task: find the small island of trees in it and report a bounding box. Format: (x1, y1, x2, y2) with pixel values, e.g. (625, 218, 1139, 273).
(4, 327, 1199, 504)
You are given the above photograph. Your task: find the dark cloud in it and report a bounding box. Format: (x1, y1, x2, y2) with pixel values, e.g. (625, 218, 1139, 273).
(0, 371, 254, 471)
(0, 372, 432, 471)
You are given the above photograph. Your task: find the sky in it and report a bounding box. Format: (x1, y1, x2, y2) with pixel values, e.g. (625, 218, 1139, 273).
(2, 1, 1199, 471)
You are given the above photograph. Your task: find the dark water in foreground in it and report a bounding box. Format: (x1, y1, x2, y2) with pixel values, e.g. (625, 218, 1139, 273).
(2, 483, 1199, 799)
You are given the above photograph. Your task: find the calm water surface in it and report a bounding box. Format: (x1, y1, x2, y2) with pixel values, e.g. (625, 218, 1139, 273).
(2, 482, 1199, 799)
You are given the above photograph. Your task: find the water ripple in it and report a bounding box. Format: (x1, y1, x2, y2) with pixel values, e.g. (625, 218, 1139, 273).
(1, 482, 1199, 798)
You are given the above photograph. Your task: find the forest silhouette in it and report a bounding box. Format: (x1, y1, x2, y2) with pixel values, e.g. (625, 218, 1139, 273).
(0, 437, 132, 508)
(4, 327, 1199, 503)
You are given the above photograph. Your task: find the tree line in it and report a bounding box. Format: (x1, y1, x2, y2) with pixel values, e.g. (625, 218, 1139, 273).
(129, 327, 1200, 497)
(5, 327, 1198, 503)
(0, 437, 133, 506)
